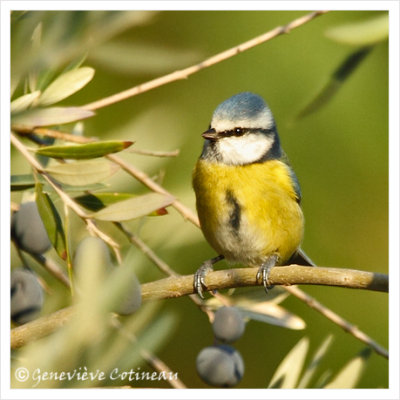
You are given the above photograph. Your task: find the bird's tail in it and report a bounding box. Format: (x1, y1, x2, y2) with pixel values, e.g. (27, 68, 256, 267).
(288, 248, 315, 266)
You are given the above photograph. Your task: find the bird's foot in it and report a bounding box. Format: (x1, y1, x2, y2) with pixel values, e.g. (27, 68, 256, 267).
(194, 255, 224, 299)
(256, 254, 279, 293)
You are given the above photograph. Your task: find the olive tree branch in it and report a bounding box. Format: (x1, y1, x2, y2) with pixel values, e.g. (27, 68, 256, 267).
(81, 10, 329, 111)
(11, 265, 388, 359)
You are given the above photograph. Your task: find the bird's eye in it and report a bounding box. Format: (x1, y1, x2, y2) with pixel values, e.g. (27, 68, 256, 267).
(234, 128, 243, 135)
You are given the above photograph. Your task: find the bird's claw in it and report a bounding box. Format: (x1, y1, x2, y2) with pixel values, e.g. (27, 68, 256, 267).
(257, 255, 279, 293)
(194, 261, 214, 299)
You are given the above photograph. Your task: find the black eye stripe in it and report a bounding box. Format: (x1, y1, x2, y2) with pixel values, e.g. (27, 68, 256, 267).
(218, 127, 273, 138)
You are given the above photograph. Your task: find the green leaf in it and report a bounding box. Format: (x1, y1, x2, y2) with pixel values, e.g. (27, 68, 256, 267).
(12, 107, 94, 128)
(90, 192, 174, 221)
(205, 290, 305, 330)
(11, 174, 106, 192)
(35, 140, 133, 159)
(236, 303, 305, 330)
(11, 174, 37, 191)
(11, 91, 41, 113)
(37, 67, 95, 106)
(268, 337, 309, 388)
(117, 312, 178, 371)
(296, 47, 372, 119)
(45, 159, 119, 186)
(28, 22, 42, 92)
(324, 348, 371, 388)
(326, 13, 388, 46)
(35, 182, 66, 259)
(297, 335, 334, 388)
(61, 53, 88, 74)
(74, 192, 136, 211)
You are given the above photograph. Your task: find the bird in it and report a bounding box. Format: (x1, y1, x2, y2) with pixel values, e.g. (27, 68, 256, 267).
(192, 92, 312, 298)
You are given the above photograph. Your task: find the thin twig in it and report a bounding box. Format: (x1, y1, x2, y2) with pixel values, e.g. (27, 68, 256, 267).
(284, 286, 389, 359)
(115, 222, 214, 320)
(81, 11, 329, 111)
(30, 253, 71, 289)
(129, 148, 180, 158)
(13, 126, 95, 144)
(107, 153, 200, 226)
(115, 222, 178, 277)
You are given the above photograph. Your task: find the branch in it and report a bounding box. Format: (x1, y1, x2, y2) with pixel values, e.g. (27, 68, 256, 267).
(81, 11, 329, 111)
(11, 266, 388, 351)
(140, 266, 388, 300)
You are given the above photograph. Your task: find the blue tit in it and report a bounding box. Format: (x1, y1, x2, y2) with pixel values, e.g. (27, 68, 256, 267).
(193, 92, 312, 298)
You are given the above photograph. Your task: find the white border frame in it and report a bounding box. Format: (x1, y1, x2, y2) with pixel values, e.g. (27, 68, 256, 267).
(1, 2, 399, 399)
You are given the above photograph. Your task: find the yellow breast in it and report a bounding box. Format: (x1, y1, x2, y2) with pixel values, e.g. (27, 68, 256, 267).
(192, 159, 304, 266)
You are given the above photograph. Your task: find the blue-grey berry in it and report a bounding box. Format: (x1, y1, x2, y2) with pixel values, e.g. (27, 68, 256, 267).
(11, 202, 51, 254)
(114, 268, 141, 315)
(196, 345, 244, 387)
(11, 268, 44, 324)
(212, 306, 245, 343)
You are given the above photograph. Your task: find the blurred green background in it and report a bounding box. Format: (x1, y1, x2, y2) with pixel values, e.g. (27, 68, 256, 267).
(11, 10, 388, 388)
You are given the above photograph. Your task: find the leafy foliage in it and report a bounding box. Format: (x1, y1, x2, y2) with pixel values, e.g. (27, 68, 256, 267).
(9, 10, 388, 390)
(268, 336, 371, 389)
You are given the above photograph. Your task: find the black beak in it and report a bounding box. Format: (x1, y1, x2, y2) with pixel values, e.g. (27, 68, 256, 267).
(202, 128, 218, 141)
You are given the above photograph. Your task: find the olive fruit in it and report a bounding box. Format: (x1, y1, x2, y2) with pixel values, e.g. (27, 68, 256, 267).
(11, 202, 51, 255)
(114, 269, 142, 315)
(11, 268, 44, 324)
(212, 306, 245, 343)
(196, 345, 244, 387)
(74, 237, 141, 315)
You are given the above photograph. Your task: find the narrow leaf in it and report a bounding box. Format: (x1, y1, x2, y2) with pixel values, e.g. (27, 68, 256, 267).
(35, 140, 133, 159)
(45, 159, 119, 186)
(324, 348, 371, 388)
(35, 183, 66, 259)
(74, 192, 136, 211)
(61, 53, 88, 74)
(28, 23, 42, 92)
(326, 13, 388, 46)
(11, 174, 36, 191)
(268, 337, 309, 388)
(91, 192, 174, 221)
(296, 47, 372, 119)
(12, 107, 94, 128)
(206, 290, 304, 330)
(236, 304, 305, 330)
(11, 174, 106, 192)
(38, 67, 95, 106)
(298, 335, 334, 388)
(11, 91, 41, 113)
(118, 312, 178, 371)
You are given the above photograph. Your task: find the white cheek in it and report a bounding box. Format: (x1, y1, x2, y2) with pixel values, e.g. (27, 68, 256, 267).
(217, 134, 274, 165)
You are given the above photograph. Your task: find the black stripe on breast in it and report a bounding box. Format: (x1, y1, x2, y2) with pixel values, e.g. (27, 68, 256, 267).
(226, 190, 241, 233)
